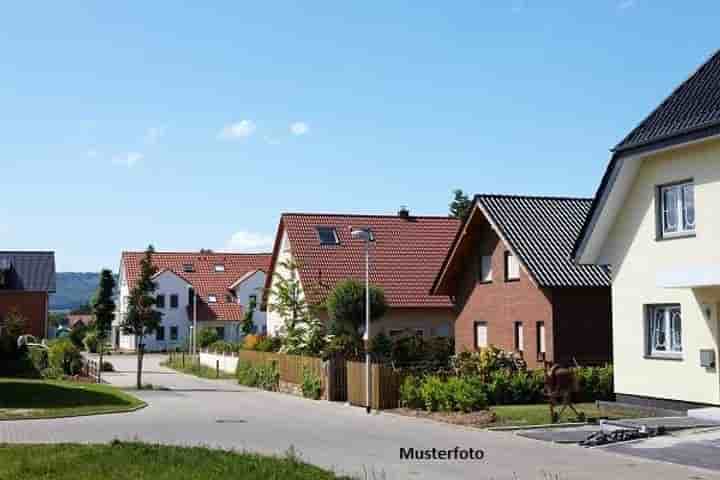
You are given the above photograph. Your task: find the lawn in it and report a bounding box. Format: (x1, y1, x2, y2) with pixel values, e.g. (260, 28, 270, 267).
(161, 355, 235, 380)
(0, 442, 350, 480)
(490, 402, 641, 427)
(0, 378, 145, 420)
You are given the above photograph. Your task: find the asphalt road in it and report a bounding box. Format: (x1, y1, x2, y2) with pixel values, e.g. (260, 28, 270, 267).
(1, 354, 717, 480)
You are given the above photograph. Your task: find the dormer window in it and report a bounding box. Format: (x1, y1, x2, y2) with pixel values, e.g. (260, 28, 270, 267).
(659, 181, 695, 239)
(317, 227, 339, 245)
(183, 263, 194, 273)
(214, 264, 225, 272)
(208, 294, 217, 303)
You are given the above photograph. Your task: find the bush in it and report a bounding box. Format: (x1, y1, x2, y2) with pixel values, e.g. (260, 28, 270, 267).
(236, 361, 279, 391)
(508, 370, 545, 404)
(407, 375, 488, 413)
(41, 366, 64, 380)
(208, 340, 240, 354)
(48, 339, 82, 375)
(69, 323, 89, 350)
(576, 365, 614, 402)
(242, 334, 262, 350)
(254, 336, 281, 352)
(83, 330, 99, 353)
(197, 328, 219, 349)
(301, 366, 322, 400)
(28, 346, 49, 372)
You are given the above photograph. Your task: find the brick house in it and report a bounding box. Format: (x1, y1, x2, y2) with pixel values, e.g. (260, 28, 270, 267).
(265, 209, 461, 338)
(0, 251, 56, 338)
(432, 195, 612, 367)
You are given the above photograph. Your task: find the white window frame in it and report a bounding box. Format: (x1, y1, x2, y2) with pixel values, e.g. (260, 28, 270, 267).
(505, 252, 520, 281)
(474, 321, 488, 349)
(659, 181, 695, 238)
(208, 294, 217, 303)
(646, 304, 682, 358)
(214, 264, 225, 272)
(514, 322, 524, 351)
(537, 321, 546, 354)
(480, 255, 493, 283)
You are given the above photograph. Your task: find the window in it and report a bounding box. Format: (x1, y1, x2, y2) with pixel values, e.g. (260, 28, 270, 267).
(225, 294, 233, 303)
(208, 295, 217, 303)
(414, 329, 424, 338)
(170, 294, 179, 308)
(156, 294, 166, 308)
(646, 304, 682, 357)
(505, 252, 520, 281)
(659, 181, 695, 238)
(536, 321, 546, 354)
(474, 321, 488, 349)
(248, 294, 258, 307)
(156, 326, 165, 341)
(214, 264, 225, 272)
(170, 326, 178, 341)
(183, 263, 194, 272)
(388, 329, 403, 337)
(514, 322, 524, 351)
(317, 227, 339, 245)
(479, 255, 493, 283)
(188, 288, 195, 306)
(216, 326, 225, 339)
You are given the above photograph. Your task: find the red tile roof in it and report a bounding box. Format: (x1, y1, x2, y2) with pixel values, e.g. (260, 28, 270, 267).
(266, 213, 461, 308)
(121, 251, 272, 321)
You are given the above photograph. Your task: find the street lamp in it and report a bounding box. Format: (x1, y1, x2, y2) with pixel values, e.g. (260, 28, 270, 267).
(351, 227, 374, 414)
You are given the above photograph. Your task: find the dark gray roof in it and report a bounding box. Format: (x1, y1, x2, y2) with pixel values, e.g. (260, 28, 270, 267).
(476, 195, 610, 288)
(0, 251, 56, 292)
(616, 49, 720, 152)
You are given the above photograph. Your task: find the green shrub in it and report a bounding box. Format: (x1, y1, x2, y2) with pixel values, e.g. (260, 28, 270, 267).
(236, 361, 259, 387)
(255, 362, 279, 391)
(48, 339, 82, 375)
(41, 366, 64, 380)
(208, 340, 240, 354)
(576, 365, 614, 402)
(83, 330, 99, 353)
(508, 370, 545, 404)
(415, 375, 487, 412)
(197, 328, 219, 349)
(399, 376, 423, 409)
(254, 336, 281, 352)
(69, 324, 89, 350)
(301, 366, 322, 400)
(28, 346, 49, 372)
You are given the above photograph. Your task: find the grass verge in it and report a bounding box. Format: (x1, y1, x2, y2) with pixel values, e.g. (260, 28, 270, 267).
(0, 378, 145, 420)
(490, 402, 641, 427)
(0, 442, 350, 480)
(161, 355, 235, 380)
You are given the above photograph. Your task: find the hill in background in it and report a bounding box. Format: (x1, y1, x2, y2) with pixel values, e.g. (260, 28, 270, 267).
(50, 272, 104, 311)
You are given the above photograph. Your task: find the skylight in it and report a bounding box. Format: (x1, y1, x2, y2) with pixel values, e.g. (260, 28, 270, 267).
(317, 227, 339, 245)
(214, 264, 225, 272)
(208, 295, 217, 303)
(182, 263, 194, 272)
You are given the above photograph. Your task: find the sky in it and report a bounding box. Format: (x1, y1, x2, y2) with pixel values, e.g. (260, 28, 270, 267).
(1, 1, 718, 271)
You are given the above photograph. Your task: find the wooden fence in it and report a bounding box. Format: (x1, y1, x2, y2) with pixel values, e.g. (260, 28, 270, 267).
(346, 361, 404, 410)
(238, 350, 323, 388)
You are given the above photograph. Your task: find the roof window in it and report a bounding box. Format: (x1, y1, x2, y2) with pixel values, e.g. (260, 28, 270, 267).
(182, 263, 194, 272)
(214, 264, 225, 272)
(317, 227, 340, 245)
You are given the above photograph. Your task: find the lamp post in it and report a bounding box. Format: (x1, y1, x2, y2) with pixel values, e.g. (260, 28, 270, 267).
(351, 227, 373, 414)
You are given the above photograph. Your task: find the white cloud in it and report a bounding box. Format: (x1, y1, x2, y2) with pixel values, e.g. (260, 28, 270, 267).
(290, 121, 309, 136)
(144, 126, 165, 145)
(219, 120, 256, 140)
(112, 152, 144, 168)
(618, 0, 635, 9)
(225, 231, 274, 252)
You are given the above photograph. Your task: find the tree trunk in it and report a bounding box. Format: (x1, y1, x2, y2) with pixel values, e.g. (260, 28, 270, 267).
(98, 341, 103, 383)
(136, 337, 144, 389)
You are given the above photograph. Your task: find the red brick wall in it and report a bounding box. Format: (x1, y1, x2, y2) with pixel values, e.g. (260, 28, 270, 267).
(0, 291, 48, 338)
(452, 222, 554, 368)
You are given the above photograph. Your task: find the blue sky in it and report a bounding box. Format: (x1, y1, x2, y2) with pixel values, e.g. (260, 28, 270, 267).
(1, 1, 718, 271)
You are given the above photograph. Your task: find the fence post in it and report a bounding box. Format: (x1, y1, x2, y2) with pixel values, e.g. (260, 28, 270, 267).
(216, 359, 220, 378)
(182, 352, 185, 368)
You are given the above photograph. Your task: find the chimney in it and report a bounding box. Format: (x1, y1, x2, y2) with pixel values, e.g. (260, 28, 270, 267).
(398, 205, 410, 219)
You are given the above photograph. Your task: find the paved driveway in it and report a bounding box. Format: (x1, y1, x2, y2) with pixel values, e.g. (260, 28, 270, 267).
(1, 354, 717, 480)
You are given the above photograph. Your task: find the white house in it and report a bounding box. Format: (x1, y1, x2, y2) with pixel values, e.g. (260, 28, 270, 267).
(264, 210, 460, 338)
(113, 251, 271, 352)
(574, 50, 720, 410)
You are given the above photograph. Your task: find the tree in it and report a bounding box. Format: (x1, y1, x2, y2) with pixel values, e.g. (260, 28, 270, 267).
(197, 327, 219, 349)
(325, 279, 388, 336)
(241, 296, 257, 336)
(449, 189, 472, 220)
(121, 245, 163, 389)
(92, 268, 116, 382)
(269, 259, 325, 355)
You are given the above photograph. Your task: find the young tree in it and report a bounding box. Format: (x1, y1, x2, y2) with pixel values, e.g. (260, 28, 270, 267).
(449, 189, 473, 220)
(92, 268, 116, 382)
(325, 279, 388, 336)
(121, 245, 163, 389)
(240, 296, 257, 336)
